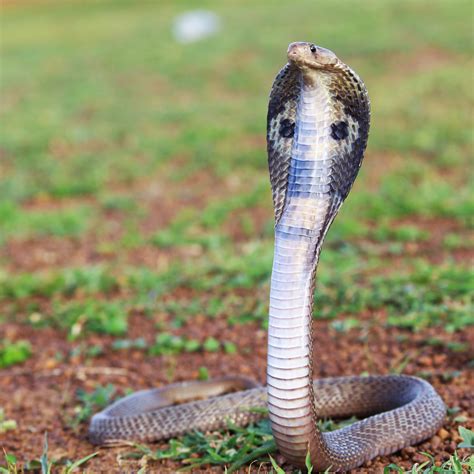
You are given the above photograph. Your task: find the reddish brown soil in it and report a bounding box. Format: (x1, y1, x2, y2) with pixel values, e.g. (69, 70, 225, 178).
(1, 160, 473, 472)
(1, 302, 473, 472)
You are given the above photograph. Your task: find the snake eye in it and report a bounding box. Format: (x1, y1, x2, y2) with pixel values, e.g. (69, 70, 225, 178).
(309, 44, 317, 53)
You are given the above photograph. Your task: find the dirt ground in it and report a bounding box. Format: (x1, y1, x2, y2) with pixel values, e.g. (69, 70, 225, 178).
(1, 301, 473, 472)
(1, 157, 473, 472)
(1, 2, 473, 469)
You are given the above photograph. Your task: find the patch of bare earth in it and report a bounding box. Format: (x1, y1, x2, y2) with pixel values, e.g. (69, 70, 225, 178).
(0, 165, 251, 273)
(1, 308, 472, 472)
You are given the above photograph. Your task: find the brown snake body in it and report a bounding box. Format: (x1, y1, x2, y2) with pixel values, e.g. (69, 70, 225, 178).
(90, 43, 446, 471)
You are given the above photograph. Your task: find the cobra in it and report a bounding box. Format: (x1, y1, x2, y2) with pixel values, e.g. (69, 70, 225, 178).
(89, 42, 446, 471)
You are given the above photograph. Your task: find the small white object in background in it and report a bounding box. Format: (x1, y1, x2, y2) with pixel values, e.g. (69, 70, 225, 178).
(172, 10, 221, 44)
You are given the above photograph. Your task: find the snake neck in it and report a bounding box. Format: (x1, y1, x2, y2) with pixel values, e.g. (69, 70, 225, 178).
(267, 81, 340, 466)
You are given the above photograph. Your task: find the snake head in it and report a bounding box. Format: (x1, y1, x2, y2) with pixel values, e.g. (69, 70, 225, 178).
(287, 42, 339, 71)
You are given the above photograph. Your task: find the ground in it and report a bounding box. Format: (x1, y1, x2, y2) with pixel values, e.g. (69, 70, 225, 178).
(0, 0, 473, 472)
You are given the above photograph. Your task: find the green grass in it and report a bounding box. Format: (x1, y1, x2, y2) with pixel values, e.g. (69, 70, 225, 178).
(0, 340, 32, 368)
(52, 299, 129, 338)
(71, 384, 117, 428)
(116, 421, 474, 473)
(2, 259, 472, 335)
(323, 264, 474, 332)
(118, 417, 357, 473)
(0, 265, 117, 299)
(0, 201, 94, 243)
(150, 178, 267, 249)
(384, 450, 473, 474)
(148, 333, 234, 356)
(1, 434, 98, 474)
(1, 0, 473, 472)
(1, 0, 472, 210)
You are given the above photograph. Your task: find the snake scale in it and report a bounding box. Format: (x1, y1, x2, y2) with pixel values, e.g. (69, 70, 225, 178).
(89, 43, 446, 471)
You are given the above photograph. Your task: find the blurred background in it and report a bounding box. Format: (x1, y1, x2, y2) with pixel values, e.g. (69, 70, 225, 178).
(0, 0, 472, 472)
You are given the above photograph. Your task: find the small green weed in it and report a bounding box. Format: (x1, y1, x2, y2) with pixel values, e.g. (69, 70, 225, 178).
(52, 300, 129, 338)
(202, 337, 220, 352)
(269, 455, 285, 474)
(458, 426, 474, 449)
(69, 343, 104, 359)
(1, 433, 98, 473)
(197, 366, 209, 381)
(0, 340, 32, 368)
(148, 333, 236, 356)
(384, 450, 473, 473)
(71, 384, 116, 428)
(424, 337, 468, 353)
(0, 453, 18, 474)
(223, 341, 237, 354)
(112, 337, 147, 351)
(443, 233, 473, 250)
(149, 333, 200, 356)
(330, 318, 362, 333)
(0, 408, 17, 434)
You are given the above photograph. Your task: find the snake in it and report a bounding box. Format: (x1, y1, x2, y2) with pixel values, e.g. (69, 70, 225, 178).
(89, 42, 446, 471)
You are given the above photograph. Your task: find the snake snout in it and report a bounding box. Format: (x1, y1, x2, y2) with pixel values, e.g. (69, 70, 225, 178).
(287, 42, 308, 62)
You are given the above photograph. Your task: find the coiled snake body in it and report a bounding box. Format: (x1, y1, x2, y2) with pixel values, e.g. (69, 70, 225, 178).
(90, 43, 446, 471)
